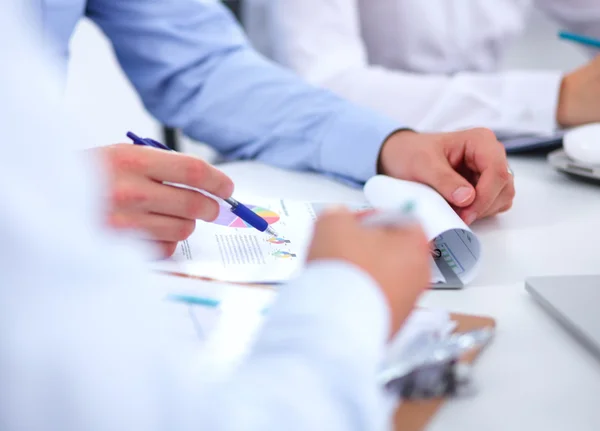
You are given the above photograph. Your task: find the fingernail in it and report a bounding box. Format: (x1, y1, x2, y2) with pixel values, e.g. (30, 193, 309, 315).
(219, 181, 235, 199)
(465, 213, 478, 225)
(452, 186, 474, 205)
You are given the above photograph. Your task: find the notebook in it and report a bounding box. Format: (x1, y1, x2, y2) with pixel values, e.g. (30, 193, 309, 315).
(154, 175, 482, 288)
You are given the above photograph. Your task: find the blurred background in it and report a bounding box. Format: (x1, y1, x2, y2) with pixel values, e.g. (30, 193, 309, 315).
(64, 3, 587, 158)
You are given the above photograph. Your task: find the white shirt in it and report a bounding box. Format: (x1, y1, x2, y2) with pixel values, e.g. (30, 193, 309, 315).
(0, 1, 391, 429)
(245, 0, 600, 137)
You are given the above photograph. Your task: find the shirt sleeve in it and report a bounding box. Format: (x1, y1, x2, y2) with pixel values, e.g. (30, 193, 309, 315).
(84, 0, 401, 183)
(196, 261, 392, 431)
(268, 0, 563, 137)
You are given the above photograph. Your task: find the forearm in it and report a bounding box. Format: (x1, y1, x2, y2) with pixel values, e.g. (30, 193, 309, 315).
(317, 66, 563, 137)
(177, 49, 400, 183)
(88, 0, 399, 183)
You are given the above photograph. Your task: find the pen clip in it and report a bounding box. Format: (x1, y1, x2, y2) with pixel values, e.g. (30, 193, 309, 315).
(144, 138, 171, 151)
(126, 131, 171, 151)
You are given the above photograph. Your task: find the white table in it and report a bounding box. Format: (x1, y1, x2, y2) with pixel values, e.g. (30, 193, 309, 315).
(215, 154, 600, 430)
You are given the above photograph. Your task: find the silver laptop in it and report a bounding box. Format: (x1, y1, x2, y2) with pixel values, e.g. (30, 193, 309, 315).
(526, 276, 600, 360)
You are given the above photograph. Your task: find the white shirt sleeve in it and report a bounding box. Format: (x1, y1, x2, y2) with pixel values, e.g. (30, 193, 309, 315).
(267, 0, 562, 137)
(0, 2, 393, 430)
(195, 261, 392, 431)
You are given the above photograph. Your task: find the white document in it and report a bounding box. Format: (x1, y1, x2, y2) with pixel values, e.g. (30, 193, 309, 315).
(157, 273, 457, 384)
(365, 176, 481, 285)
(154, 199, 315, 283)
(158, 274, 275, 377)
(153, 176, 482, 285)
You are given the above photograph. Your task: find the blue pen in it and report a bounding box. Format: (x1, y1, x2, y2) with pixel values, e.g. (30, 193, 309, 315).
(559, 31, 600, 50)
(127, 131, 278, 236)
(167, 294, 220, 308)
(168, 293, 270, 315)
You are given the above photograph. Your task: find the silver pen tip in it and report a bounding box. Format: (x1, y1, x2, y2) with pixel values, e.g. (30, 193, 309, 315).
(224, 197, 238, 207)
(265, 226, 278, 237)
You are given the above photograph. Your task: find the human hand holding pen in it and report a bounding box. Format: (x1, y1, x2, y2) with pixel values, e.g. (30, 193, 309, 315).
(94, 143, 234, 257)
(307, 207, 430, 335)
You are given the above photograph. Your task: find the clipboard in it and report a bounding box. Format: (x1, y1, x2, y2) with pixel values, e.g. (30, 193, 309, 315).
(394, 312, 496, 431)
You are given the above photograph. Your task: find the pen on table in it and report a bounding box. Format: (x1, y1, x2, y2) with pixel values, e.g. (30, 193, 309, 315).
(558, 31, 600, 50)
(361, 202, 441, 259)
(126, 131, 278, 237)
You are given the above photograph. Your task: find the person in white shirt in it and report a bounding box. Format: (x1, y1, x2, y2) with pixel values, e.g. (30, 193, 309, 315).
(0, 2, 430, 430)
(245, 0, 600, 138)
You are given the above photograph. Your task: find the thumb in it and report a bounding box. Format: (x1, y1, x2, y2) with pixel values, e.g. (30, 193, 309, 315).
(421, 160, 475, 207)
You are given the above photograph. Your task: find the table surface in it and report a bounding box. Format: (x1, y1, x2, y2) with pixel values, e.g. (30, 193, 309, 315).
(214, 153, 600, 430)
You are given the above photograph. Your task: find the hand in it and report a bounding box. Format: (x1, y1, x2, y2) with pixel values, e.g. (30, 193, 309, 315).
(95, 144, 234, 257)
(378, 128, 514, 225)
(557, 55, 600, 128)
(307, 208, 430, 334)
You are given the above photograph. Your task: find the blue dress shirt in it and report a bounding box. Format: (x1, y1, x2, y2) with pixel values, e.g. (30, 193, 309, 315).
(36, 0, 402, 183)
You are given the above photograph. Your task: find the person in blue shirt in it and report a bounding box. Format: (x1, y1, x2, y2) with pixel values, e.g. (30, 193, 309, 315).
(35, 0, 514, 256)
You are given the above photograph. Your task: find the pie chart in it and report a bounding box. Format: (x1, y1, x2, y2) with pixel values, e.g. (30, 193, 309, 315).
(214, 204, 280, 228)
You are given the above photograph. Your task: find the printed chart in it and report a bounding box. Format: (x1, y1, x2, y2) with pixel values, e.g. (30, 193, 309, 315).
(214, 204, 280, 228)
(271, 250, 296, 259)
(267, 237, 291, 245)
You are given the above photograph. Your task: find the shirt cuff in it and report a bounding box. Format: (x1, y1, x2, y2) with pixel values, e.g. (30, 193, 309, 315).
(502, 71, 563, 136)
(318, 104, 403, 183)
(258, 260, 390, 367)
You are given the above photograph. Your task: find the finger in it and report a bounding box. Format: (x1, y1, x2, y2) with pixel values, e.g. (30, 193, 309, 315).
(313, 206, 357, 237)
(146, 241, 179, 259)
(354, 208, 378, 220)
(455, 130, 511, 224)
(476, 179, 515, 219)
(109, 212, 196, 242)
(387, 227, 431, 284)
(111, 175, 220, 222)
(413, 151, 476, 208)
(107, 144, 234, 199)
(460, 167, 510, 224)
(317, 205, 354, 223)
(390, 224, 428, 246)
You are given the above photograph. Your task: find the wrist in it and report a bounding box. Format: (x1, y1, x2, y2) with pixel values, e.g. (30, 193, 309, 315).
(377, 129, 419, 177)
